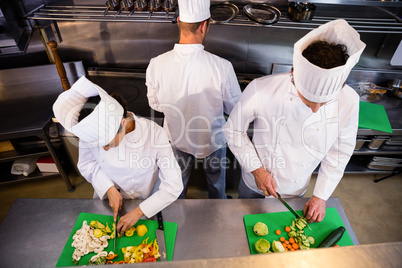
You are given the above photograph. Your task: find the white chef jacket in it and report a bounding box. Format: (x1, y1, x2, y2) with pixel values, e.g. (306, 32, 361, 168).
(222, 73, 359, 200)
(77, 113, 183, 218)
(146, 44, 241, 158)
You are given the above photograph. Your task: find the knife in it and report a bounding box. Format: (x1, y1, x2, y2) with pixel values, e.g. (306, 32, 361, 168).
(276, 192, 312, 231)
(156, 211, 167, 261)
(114, 212, 119, 252)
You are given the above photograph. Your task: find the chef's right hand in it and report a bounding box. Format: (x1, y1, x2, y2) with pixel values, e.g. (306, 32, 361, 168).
(107, 186, 123, 221)
(252, 166, 278, 198)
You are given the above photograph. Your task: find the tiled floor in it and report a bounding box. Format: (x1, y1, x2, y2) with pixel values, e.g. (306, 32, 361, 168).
(0, 169, 401, 245)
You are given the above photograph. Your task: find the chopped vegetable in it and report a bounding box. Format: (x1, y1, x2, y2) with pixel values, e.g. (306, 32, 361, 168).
(125, 226, 136, 237)
(106, 252, 118, 260)
(285, 226, 291, 232)
(253, 222, 269, 236)
(254, 238, 270, 254)
(93, 229, 103, 238)
(272, 240, 285, 252)
(121, 237, 160, 263)
(275, 229, 281, 235)
(279, 237, 285, 242)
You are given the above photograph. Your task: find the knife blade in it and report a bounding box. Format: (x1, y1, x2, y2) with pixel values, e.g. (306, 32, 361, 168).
(156, 211, 167, 261)
(114, 212, 119, 252)
(276, 192, 312, 231)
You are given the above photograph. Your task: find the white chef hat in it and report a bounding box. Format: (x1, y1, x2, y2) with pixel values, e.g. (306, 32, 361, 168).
(293, 19, 366, 103)
(53, 76, 124, 147)
(178, 0, 210, 23)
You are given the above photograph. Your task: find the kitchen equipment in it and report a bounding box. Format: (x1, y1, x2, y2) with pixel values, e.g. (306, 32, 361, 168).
(56, 213, 177, 266)
(156, 211, 167, 261)
(368, 136, 390, 150)
(388, 79, 402, 99)
(367, 156, 402, 171)
(210, 2, 239, 24)
(287, 2, 316, 23)
(121, 0, 134, 11)
(358, 101, 393, 134)
(243, 4, 281, 25)
(276, 193, 311, 230)
(106, 0, 121, 11)
(162, 0, 177, 12)
(114, 213, 118, 251)
(243, 207, 354, 255)
(134, 0, 148, 11)
(149, 0, 163, 12)
(355, 136, 370, 150)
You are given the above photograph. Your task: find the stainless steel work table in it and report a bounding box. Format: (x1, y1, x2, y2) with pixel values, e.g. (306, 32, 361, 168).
(0, 197, 362, 267)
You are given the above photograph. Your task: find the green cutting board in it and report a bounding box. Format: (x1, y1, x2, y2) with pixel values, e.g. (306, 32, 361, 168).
(359, 101, 393, 133)
(244, 207, 354, 254)
(56, 213, 177, 267)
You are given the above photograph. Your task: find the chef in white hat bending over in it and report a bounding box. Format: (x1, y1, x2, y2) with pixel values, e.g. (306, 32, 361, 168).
(53, 76, 183, 233)
(223, 19, 366, 222)
(146, 0, 241, 199)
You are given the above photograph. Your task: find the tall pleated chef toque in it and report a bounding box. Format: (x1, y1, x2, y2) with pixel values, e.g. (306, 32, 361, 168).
(293, 19, 366, 103)
(53, 76, 124, 147)
(178, 0, 210, 23)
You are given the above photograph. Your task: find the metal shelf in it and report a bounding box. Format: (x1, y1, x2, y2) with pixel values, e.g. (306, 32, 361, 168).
(26, 5, 402, 34)
(27, 5, 176, 23)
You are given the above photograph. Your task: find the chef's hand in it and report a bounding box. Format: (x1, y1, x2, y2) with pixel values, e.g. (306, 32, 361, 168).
(252, 166, 278, 198)
(117, 206, 144, 235)
(303, 195, 326, 223)
(107, 186, 123, 222)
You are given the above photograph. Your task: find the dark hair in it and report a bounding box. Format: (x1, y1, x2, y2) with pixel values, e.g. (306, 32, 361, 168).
(178, 18, 210, 35)
(302, 41, 349, 69)
(78, 93, 128, 134)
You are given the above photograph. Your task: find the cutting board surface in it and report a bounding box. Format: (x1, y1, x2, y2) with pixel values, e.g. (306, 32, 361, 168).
(244, 207, 354, 254)
(359, 101, 393, 133)
(56, 213, 177, 267)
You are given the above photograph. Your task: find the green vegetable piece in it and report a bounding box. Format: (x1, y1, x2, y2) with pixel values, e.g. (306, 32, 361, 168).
(253, 222, 269, 237)
(93, 228, 103, 238)
(288, 231, 296, 238)
(105, 222, 112, 233)
(318, 226, 345, 248)
(254, 238, 270, 254)
(307, 236, 315, 245)
(272, 240, 285, 253)
(95, 256, 107, 265)
(90, 221, 98, 228)
(96, 221, 105, 229)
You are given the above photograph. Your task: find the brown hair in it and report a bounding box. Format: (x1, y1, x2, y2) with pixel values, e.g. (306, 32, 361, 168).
(302, 40, 349, 69)
(178, 18, 210, 35)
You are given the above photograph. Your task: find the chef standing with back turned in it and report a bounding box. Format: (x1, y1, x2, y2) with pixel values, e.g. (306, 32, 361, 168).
(146, 0, 241, 199)
(223, 19, 366, 222)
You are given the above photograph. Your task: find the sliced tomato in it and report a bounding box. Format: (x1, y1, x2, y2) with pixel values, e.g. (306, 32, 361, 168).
(142, 257, 157, 262)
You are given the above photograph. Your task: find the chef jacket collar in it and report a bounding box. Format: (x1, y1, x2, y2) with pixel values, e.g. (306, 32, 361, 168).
(174, 43, 204, 53)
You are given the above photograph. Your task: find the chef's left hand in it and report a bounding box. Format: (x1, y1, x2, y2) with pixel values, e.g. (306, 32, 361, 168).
(303, 195, 326, 223)
(117, 206, 144, 235)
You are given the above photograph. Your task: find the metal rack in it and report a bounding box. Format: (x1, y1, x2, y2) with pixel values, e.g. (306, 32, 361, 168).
(26, 5, 402, 34)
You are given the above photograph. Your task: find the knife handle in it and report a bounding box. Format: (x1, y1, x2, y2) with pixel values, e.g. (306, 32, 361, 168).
(276, 192, 281, 198)
(157, 211, 164, 230)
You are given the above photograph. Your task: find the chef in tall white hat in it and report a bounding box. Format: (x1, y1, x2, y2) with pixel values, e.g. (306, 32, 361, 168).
(223, 19, 366, 222)
(146, 0, 241, 199)
(53, 76, 183, 235)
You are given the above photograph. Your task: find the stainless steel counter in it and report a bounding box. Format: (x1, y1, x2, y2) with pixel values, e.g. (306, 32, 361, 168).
(0, 198, 360, 267)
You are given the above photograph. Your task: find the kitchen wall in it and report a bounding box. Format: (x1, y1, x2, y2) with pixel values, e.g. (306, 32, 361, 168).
(1, 0, 402, 77)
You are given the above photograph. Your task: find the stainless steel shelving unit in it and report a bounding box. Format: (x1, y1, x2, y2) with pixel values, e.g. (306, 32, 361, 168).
(26, 5, 402, 34)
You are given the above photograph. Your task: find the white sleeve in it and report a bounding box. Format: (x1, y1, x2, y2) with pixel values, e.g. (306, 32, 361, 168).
(77, 141, 114, 199)
(313, 100, 359, 200)
(145, 58, 162, 112)
(222, 61, 241, 115)
(139, 128, 183, 218)
(222, 80, 263, 173)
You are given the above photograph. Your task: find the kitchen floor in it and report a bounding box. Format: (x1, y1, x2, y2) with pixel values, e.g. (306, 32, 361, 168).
(0, 169, 401, 246)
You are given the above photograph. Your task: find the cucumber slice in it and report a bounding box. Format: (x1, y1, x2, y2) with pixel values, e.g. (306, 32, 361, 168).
(307, 236, 315, 245)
